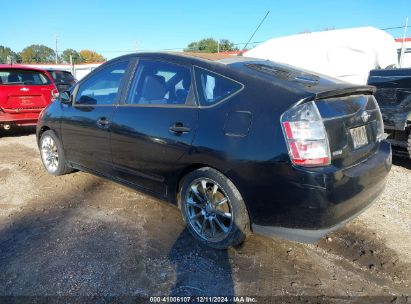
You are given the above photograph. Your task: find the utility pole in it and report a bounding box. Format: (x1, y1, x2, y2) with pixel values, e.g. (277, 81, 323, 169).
(399, 17, 408, 68)
(55, 34, 58, 64)
(70, 54, 74, 74)
(217, 40, 220, 53)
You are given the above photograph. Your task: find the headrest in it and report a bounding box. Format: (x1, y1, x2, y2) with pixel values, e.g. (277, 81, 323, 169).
(141, 74, 166, 100)
(7, 74, 20, 83)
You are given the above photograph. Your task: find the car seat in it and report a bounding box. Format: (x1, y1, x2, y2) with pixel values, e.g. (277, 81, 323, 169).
(175, 75, 191, 104)
(139, 75, 167, 104)
(7, 74, 20, 83)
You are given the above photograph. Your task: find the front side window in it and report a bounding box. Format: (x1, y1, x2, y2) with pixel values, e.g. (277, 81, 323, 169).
(0, 69, 51, 85)
(194, 67, 242, 106)
(75, 61, 129, 106)
(127, 60, 193, 105)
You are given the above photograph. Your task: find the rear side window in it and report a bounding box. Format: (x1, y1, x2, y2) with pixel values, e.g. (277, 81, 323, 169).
(75, 61, 129, 106)
(0, 69, 51, 85)
(127, 60, 193, 105)
(194, 67, 242, 106)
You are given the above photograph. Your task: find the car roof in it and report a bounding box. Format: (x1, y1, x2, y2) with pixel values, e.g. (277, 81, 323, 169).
(175, 52, 241, 61)
(0, 64, 49, 73)
(113, 51, 260, 66)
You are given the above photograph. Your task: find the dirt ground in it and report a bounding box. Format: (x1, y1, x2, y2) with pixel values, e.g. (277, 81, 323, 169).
(0, 128, 410, 302)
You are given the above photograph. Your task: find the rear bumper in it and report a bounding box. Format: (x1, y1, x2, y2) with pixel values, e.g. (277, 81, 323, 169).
(0, 110, 41, 126)
(252, 140, 392, 243)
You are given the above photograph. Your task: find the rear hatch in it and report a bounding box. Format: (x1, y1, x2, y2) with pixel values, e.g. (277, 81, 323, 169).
(0, 68, 55, 112)
(235, 59, 385, 168)
(315, 91, 384, 168)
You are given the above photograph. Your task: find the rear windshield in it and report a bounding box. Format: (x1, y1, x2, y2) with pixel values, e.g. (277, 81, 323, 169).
(47, 70, 75, 84)
(245, 62, 319, 84)
(0, 69, 51, 85)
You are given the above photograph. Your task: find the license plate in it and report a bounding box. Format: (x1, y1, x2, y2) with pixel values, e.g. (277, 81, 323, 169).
(350, 125, 368, 149)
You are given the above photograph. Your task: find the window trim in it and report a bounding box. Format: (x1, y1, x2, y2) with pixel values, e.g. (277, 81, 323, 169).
(118, 58, 198, 108)
(193, 65, 245, 109)
(72, 59, 131, 107)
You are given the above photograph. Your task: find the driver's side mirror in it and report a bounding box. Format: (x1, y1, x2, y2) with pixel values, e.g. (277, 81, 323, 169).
(60, 91, 72, 104)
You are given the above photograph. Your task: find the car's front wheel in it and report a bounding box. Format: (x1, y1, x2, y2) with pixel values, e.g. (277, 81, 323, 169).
(40, 130, 73, 176)
(179, 167, 250, 249)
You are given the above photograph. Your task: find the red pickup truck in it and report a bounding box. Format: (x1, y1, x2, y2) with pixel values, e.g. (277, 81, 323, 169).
(0, 65, 59, 130)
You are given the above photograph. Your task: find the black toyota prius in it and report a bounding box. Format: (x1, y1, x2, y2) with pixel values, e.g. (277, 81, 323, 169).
(36, 52, 392, 249)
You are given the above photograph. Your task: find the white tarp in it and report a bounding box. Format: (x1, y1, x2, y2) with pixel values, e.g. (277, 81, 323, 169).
(244, 27, 398, 85)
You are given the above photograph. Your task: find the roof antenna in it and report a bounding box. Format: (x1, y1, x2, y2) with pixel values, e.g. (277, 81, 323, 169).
(240, 10, 270, 55)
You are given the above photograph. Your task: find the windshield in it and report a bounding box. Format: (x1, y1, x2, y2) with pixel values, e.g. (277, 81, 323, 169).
(47, 70, 75, 84)
(0, 69, 51, 85)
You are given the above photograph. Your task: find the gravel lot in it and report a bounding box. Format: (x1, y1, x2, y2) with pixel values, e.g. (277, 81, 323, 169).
(0, 129, 410, 302)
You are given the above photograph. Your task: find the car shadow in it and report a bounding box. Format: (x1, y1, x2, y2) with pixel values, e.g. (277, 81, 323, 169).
(0, 126, 36, 138)
(168, 228, 234, 297)
(0, 169, 236, 298)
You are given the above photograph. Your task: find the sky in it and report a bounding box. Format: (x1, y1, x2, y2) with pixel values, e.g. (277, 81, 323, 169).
(1, 0, 410, 60)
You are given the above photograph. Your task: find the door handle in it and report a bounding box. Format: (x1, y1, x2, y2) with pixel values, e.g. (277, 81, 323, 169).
(169, 123, 191, 134)
(97, 117, 110, 128)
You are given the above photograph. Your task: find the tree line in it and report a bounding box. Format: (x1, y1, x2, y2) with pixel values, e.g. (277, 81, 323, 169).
(184, 38, 239, 53)
(0, 38, 239, 64)
(0, 44, 106, 64)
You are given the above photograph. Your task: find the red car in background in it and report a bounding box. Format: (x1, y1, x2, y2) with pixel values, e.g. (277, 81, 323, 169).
(0, 65, 59, 130)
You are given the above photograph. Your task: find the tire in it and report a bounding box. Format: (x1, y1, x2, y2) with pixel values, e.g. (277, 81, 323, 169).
(39, 130, 73, 176)
(179, 167, 250, 249)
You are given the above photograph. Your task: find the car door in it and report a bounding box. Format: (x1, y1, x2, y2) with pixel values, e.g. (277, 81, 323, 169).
(60, 59, 131, 173)
(110, 58, 198, 196)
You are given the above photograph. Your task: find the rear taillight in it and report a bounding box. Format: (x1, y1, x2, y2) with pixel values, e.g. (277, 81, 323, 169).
(51, 89, 59, 100)
(281, 101, 331, 167)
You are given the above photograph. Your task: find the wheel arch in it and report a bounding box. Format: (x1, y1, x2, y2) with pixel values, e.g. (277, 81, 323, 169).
(172, 163, 215, 206)
(37, 125, 51, 146)
(172, 163, 253, 226)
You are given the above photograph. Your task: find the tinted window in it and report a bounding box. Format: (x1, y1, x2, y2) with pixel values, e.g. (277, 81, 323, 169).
(0, 69, 51, 85)
(48, 70, 75, 84)
(127, 60, 192, 105)
(75, 61, 128, 105)
(194, 67, 242, 106)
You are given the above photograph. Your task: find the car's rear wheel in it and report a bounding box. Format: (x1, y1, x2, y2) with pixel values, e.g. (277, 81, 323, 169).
(40, 130, 73, 176)
(179, 167, 250, 249)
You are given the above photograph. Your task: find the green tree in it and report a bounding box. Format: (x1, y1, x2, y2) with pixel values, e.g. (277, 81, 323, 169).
(218, 39, 239, 52)
(184, 38, 238, 53)
(62, 49, 82, 64)
(0, 45, 18, 63)
(20, 44, 56, 63)
(79, 49, 106, 63)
